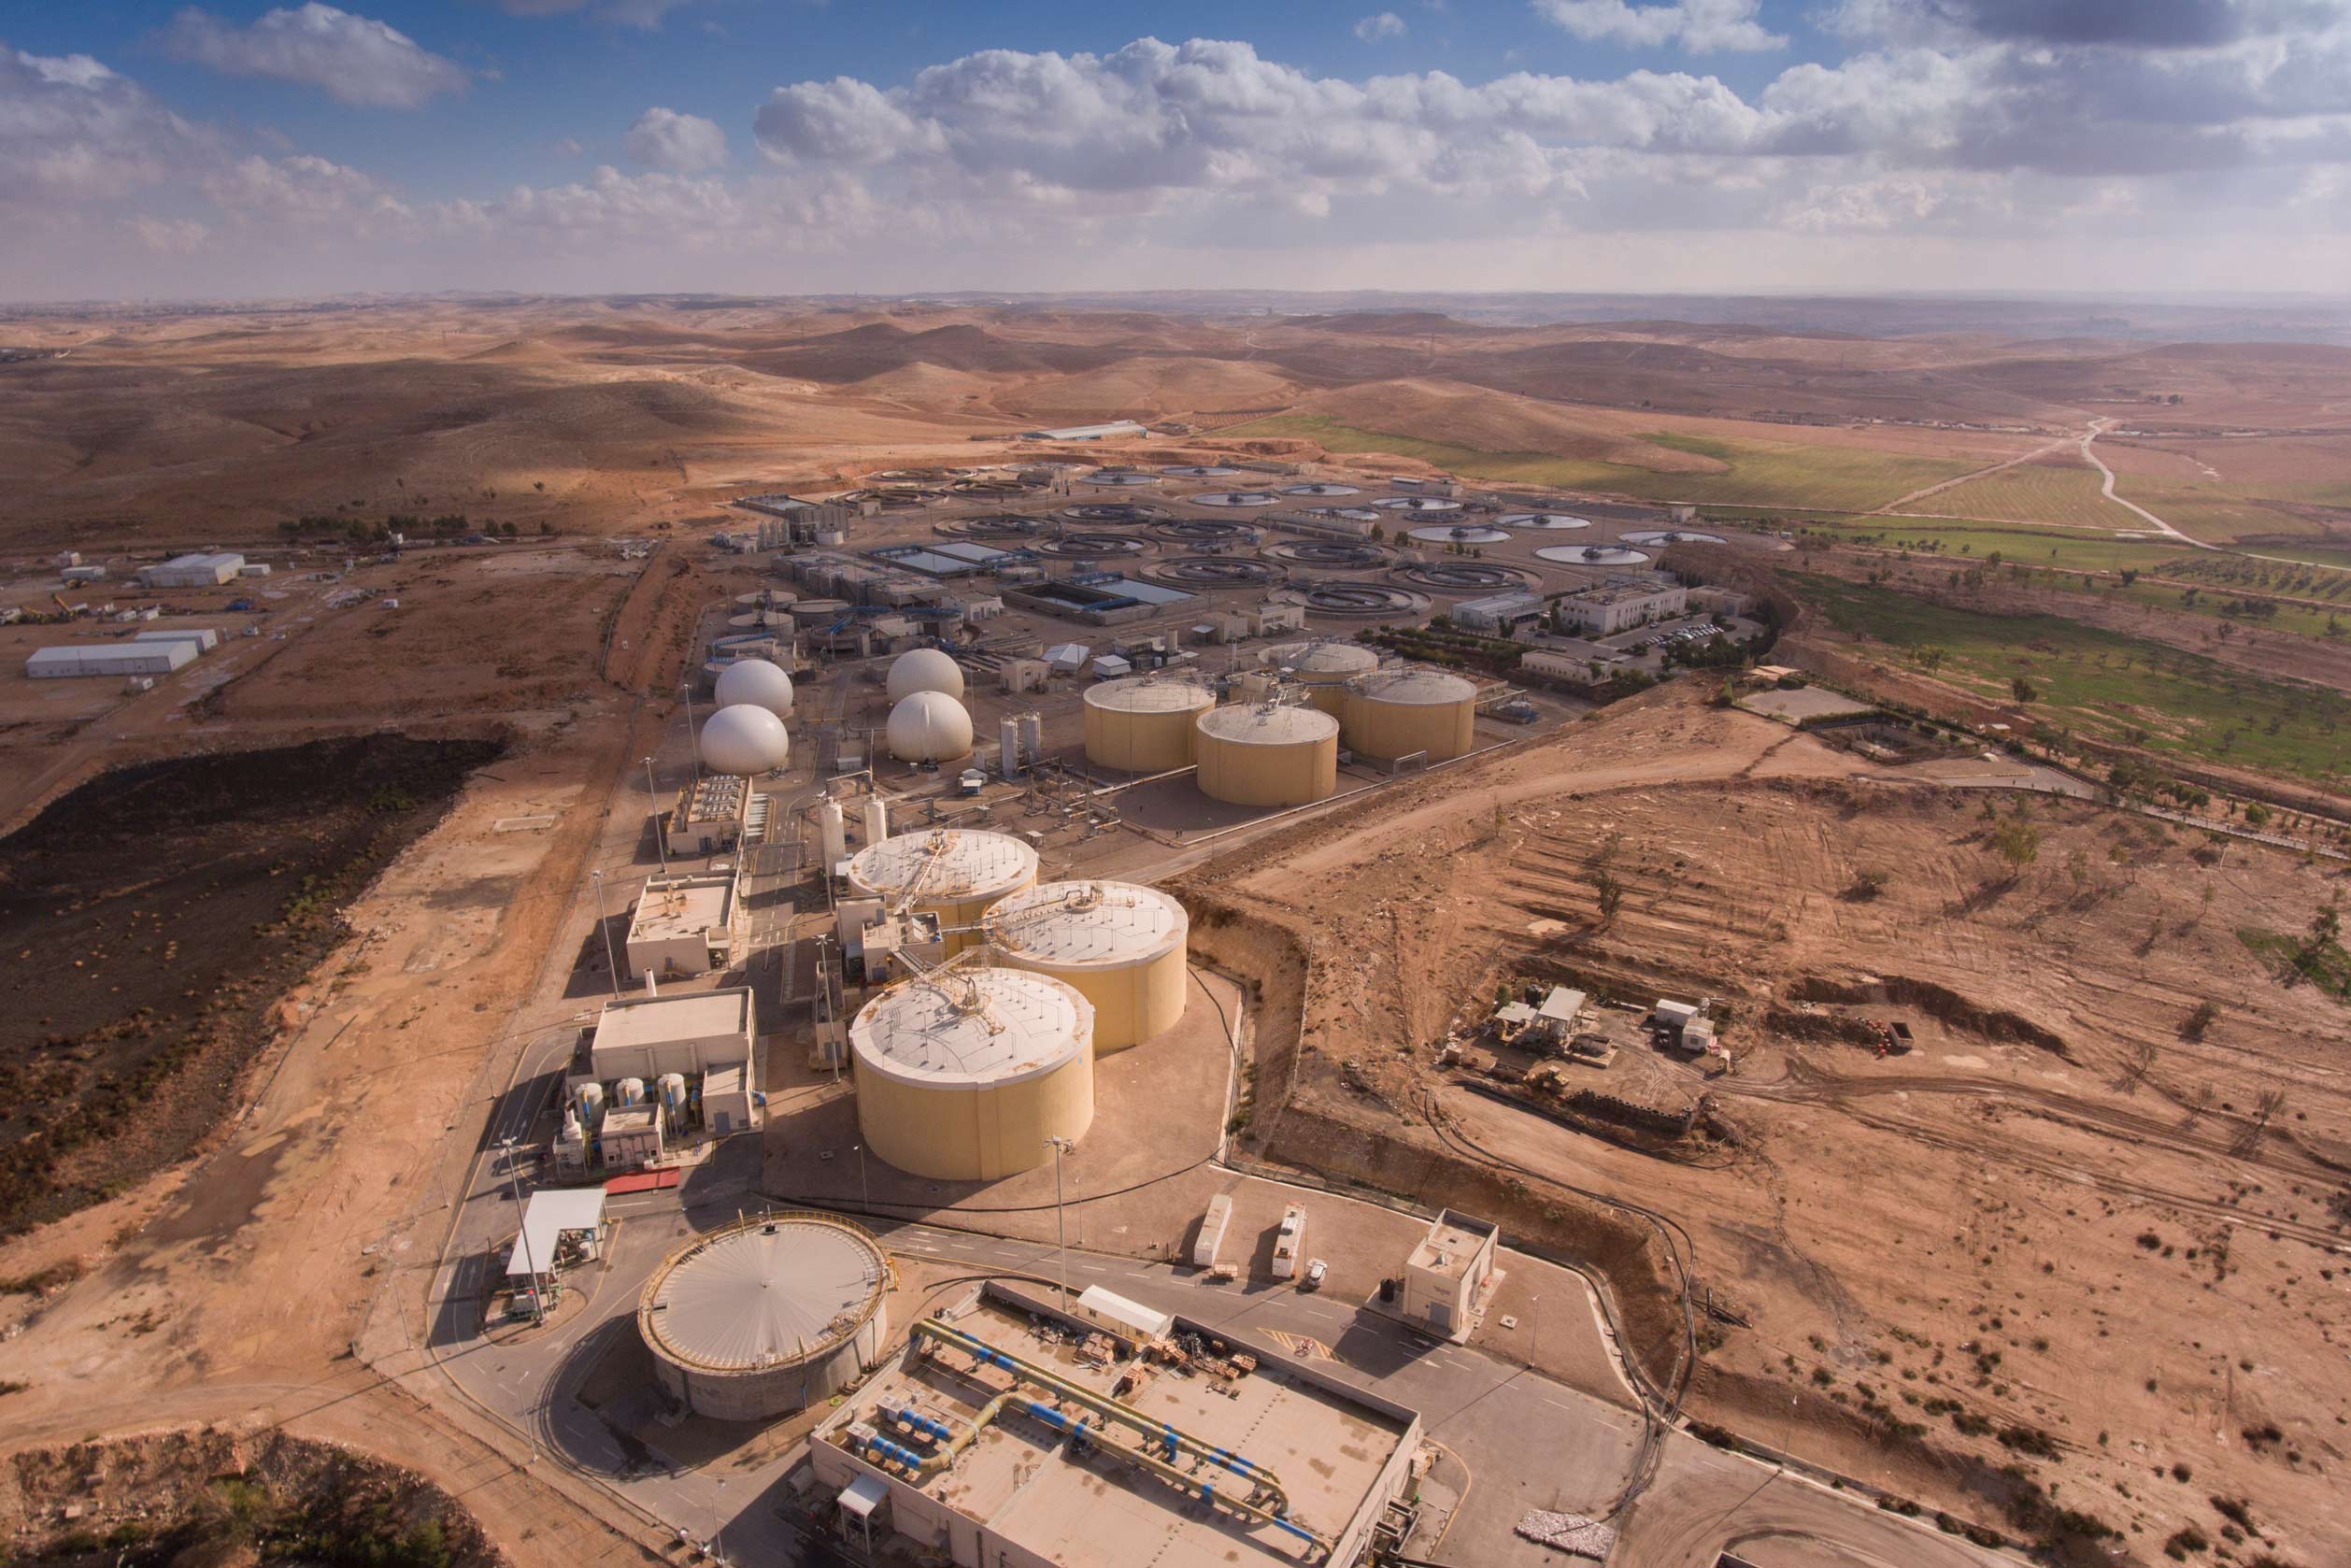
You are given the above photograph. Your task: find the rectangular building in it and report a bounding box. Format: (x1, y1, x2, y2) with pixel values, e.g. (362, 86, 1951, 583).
(26, 640, 197, 679)
(1019, 420, 1149, 441)
(1401, 1210, 1499, 1340)
(667, 773, 749, 858)
(1552, 576, 1688, 636)
(1452, 592, 1546, 634)
(134, 626, 220, 652)
(587, 986, 758, 1088)
(812, 1285, 1420, 1568)
(624, 874, 738, 980)
(138, 552, 245, 588)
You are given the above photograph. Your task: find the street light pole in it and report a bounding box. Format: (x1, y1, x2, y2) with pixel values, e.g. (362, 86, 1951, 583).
(1532, 1291, 1541, 1371)
(680, 682, 698, 784)
(854, 1142, 869, 1214)
(498, 1135, 544, 1326)
(646, 755, 667, 875)
(591, 869, 620, 994)
(1045, 1135, 1072, 1305)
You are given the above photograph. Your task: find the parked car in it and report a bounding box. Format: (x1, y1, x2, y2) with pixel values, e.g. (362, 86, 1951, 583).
(1302, 1259, 1328, 1290)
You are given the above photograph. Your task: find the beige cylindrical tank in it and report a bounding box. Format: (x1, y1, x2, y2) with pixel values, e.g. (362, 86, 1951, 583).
(1083, 677, 1218, 774)
(983, 881, 1189, 1051)
(846, 829, 1038, 955)
(1262, 640, 1380, 715)
(851, 968, 1096, 1182)
(1341, 666, 1479, 762)
(1194, 703, 1339, 807)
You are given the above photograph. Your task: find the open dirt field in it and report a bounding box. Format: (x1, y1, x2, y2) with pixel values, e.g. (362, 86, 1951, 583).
(1176, 682, 2351, 1559)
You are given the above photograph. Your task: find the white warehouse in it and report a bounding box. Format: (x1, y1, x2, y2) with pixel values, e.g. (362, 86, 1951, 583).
(138, 552, 245, 588)
(26, 641, 197, 679)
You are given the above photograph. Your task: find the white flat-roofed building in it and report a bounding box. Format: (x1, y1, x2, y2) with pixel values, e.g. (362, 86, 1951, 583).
(1553, 575, 1688, 636)
(506, 1189, 609, 1285)
(624, 874, 738, 980)
(27, 640, 197, 678)
(1019, 420, 1149, 442)
(134, 626, 220, 652)
(587, 986, 758, 1090)
(138, 552, 244, 588)
(1401, 1209, 1500, 1341)
(1452, 592, 1546, 634)
(667, 773, 749, 857)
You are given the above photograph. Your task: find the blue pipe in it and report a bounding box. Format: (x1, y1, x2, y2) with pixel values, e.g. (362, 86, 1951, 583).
(1270, 1517, 1318, 1545)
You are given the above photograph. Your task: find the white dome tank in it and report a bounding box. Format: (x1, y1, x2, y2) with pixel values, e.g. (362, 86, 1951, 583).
(699, 705, 791, 777)
(887, 647, 966, 702)
(886, 691, 975, 763)
(713, 658, 795, 720)
(851, 967, 1096, 1181)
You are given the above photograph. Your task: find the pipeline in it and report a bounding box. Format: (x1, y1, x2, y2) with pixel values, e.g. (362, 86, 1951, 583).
(911, 1317, 1329, 1549)
(1020, 1399, 1322, 1549)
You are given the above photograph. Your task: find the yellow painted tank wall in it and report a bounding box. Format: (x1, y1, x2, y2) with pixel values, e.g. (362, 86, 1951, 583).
(1195, 733, 1338, 807)
(1004, 945, 1188, 1052)
(855, 1048, 1095, 1181)
(1296, 675, 1350, 717)
(1342, 692, 1476, 761)
(849, 877, 1038, 957)
(1084, 701, 1205, 773)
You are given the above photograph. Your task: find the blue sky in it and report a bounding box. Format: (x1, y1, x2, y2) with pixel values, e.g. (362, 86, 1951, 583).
(6, 1, 2350, 299)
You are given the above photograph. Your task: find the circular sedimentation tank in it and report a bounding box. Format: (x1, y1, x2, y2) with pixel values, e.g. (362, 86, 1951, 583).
(952, 513, 1047, 538)
(1621, 529, 1726, 547)
(1261, 639, 1381, 714)
(1194, 703, 1340, 807)
(1498, 513, 1592, 531)
(1161, 463, 1239, 478)
(1390, 560, 1539, 593)
(1078, 469, 1160, 488)
(1190, 491, 1281, 507)
(1342, 666, 1479, 762)
(1147, 556, 1281, 588)
(847, 829, 1038, 956)
(1154, 518, 1259, 546)
(1063, 502, 1170, 525)
(1083, 677, 1218, 773)
(983, 881, 1190, 1052)
(851, 967, 1096, 1182)
(1284, 580, 1429, 617)
(790, 598, 851, 624)
(1034, 532, 1150, 559)
(637, 1212, 890, 1421)
(1262, 540, 1389, 570)
(1375, 496, 1463, 514)
(1282, 482, 1361, 497)
(1536, 545, 1654, 566)
(885, 691, 975, 763)
(1406, 523, 1511, 544)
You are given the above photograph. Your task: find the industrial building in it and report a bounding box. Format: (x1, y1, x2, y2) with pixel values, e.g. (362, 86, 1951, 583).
(981, 881, 1189, 1052)
(846, 830, 1038, 957)
(1339, 667, 1478, 763)
(667, 774, 751, 857)
(1082, 677, 1217, 774)
(849, 965, 1095, 1182)
(580, 987, 761, 1134)
(1260, 640, 1378, 715)
(138, 552, 245, 588)
(26, 640, 198, 679)
(1552, 575, 1689, 636)
(1194, 703, 1339, 808)
(1451, 592, 1546, 635)
(623, 873, 738, 980)
(1398, 1210, 1499, 1342)
(135, 626, 220, 653)
(811, 1285, 1420, 1568)
(638, 1211, 891, 1421)
(1019, 420, 1148, 441)
(506, 1189, 609, 1295)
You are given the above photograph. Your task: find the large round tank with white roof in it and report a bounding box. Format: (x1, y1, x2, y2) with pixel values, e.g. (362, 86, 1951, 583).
(712, 658, 795, 720)
(846, 829, 1038, 956)
(886, 647, 966, 702)
(850, 967, 1096, 1181)
(1083, 677, 1218, 773)
(885, 691, 975, 763)
(1261, 640, 1380, 716)
(637, 1212, 891, 1420)
(982, 881, 1189, 1051)
(1341, 665, 1479, 762)
(698, 705, 791, 776)
(1194, 703, 1339, 807)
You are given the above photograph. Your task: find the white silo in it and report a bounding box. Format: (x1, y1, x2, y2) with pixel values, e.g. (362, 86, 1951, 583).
(818, 799, 848, 868)
(1019, 712, 1043, 763)
(618, 1076, 647, 1106)
(887, 647, 966, 702)
(574, 1080, 605, 1127)
(862, 795, 889, 845)
(699, 706, 791, 777)
(886, 691, 975, 763)
(712, 658, 795, 720)
(1000, 715, 1022, 778)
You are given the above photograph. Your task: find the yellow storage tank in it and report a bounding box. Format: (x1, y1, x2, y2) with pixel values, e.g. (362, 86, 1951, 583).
(1261, 640, 1380, 715)
(847, 830, 1038, 956)
(983, 881, 1189, 1052)
(1083, 677, 1218, 773)
(1342, 666, 1479, 762)
(851, 967, 1096, 1182)
(1194, 703, 1339, 807)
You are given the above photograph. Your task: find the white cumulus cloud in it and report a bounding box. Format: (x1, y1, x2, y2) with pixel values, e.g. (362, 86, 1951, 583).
(624, 107, 727, 171)
(1355, 12, 1407, 42)
(165, 4, 467, 107)
(1532, 0, 1786, 52)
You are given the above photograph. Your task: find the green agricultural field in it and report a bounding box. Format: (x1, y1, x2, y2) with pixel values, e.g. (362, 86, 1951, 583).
(1221, 414, 1988, 512)
(1901, 459, 2122, 529)
(1779, 516, 2192, 574)
(2112, 484, 2327, 544)
(1789, 573, 2351, 790)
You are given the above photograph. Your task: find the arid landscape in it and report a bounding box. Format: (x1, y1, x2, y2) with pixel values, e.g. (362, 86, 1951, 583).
(3, 291, 2349, 1568)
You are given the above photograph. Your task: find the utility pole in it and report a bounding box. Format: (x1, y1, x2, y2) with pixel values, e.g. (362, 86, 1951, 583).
(498, 1136, 544, 1326)
(1532, 1291, 1541, 1371)
(680, 682, 698, 784)
(854, 1142, 869, 1215)
(591, 869, 620, 994)
(1045, 1135, 1073, 1305)
(646, 755, 667, 874)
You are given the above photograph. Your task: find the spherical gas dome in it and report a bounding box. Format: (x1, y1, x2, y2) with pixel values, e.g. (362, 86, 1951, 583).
(887, 648, 966, 703)
(885, 691, 975, 763)
(712, 658, 795, 720)
(698, 705, 791, 776)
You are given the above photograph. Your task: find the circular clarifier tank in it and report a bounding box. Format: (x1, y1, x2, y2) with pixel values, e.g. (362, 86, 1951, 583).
(1620, 529, 1726, 546)
(1536, 545, 1654, 566)
(1282, 482, 1361, 497)
(1406, 524, 1511, 544)
(1190, 491, 1281, 507)
(1374, 496, 1463, 513)
(1497, 513, 1592, 530)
